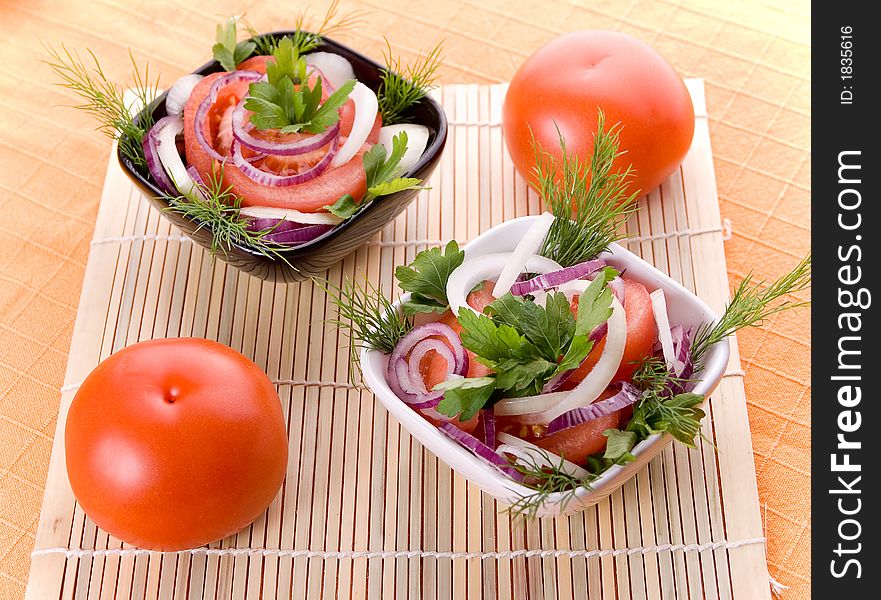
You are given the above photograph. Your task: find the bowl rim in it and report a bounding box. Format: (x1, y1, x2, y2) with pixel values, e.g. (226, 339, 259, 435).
(117, 30, 448, 261)
(360, 214, 731, 506)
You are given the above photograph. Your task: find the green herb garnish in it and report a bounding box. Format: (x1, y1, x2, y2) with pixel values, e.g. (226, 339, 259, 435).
(163, 167, 291, 265)
(537, 111, 639, 267)
(627, 391, 706, 447)
(245, 0, 361, 56)
(325, 132, 425, 220)
(441, 274, 615, 405)
(324, 276, 412, 355)
(377, 39, 444, 125)
(505, 448, 597, 520)
(691, 253, 812, 365)
(244, 36, 354, 134)
(45, 44, 158, 169)
(395, 240, 465, 315)
(434, 376, 496, 422)
(213, 16, 256, 71)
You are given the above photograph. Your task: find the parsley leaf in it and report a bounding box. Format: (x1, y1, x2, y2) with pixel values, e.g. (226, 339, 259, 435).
(323, 132, 426, 222)
(401, 294, 449, 316)
(519, 293, 575, 362)
(456, 308, 527, 362)
(364, 132, 426, 197)
(369, 177, 423, 197)
(434, 377, 496, 421)
(602, 429, 637, 462)
(484, 292, 526, 329)
(395, 241, 464, 313)
(213, 17, 256, 72)
(325, 194, 358, 219)
(493, 356, 557, 396)
(553, 273, 614, 375)
(243, 36, 355, 134)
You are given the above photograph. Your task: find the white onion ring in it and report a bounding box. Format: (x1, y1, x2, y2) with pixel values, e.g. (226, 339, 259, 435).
(165, 73, 203, 118)
(650, 289, 681, 373)
(331, 81, 378, 168)
(446, 253, 562, 318)
(238, 206, 342, 226)
(492, 212, 555, 297)
(378, 124, 431, 175)
(305, 52, 356, 90)
(496, 433, 590, 479)
(153, 116, 204, 200)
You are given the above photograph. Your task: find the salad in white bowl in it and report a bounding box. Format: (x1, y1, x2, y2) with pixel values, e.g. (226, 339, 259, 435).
(330, 117, 811, 517)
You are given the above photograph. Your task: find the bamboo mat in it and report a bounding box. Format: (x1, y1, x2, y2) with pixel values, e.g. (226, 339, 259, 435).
(26, 80, 770, 599)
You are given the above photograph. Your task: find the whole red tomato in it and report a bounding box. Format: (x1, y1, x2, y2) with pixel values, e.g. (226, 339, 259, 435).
(65, 338, 288, 550)
(503, 31, 695, 195)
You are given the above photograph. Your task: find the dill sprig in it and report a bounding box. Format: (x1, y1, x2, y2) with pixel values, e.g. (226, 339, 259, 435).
(163, 167, 292, 265)
(632, 355, 681, 393)
(245, 0, 363, 55)
(692, 253, 812, 365)
(44, 44, 158, 169)
(505, 448, 596, 520)
(377, 38, 444, 125)
(323, 276, 413, 355)
(537, 111, 639, 267)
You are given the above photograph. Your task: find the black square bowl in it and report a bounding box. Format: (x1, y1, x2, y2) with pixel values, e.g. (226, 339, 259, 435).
(118, 32, 447, 282)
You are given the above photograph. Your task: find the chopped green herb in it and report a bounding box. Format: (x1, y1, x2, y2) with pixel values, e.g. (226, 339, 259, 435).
(692, 253, 812, 365)
(162, 167, 293, 265)
(325, 132, 426, 221)
(323, 276, 412, 355)
(602, 429, 637, 462)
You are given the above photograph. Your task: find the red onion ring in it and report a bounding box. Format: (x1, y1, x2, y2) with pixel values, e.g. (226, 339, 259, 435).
(185, 165, 205, 187)
(231, 102, 341, 156)
(544, 382, 642, 435)
(481, 410, 497, 449)
(194, 95, 228, 162)
(407, 338, 457, 378)
(511, 259, 607, 296)
(439, 423, 524, 481)
(142, 124, 176, 195)
(386, 323, 469, 406)
(243, 216, 335, 246)
(231, 135, 338, 187)
(208, 70, 263, 104)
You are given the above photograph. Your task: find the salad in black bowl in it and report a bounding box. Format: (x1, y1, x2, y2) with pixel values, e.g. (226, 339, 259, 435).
(48, 10, 447, 281)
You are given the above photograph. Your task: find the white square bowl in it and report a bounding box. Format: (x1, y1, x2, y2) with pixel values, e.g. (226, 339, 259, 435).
(361, 215, 730, 517)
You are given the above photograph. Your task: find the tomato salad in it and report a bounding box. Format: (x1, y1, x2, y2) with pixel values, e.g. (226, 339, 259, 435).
(137, 19, 434, 249)
(376, 213, 697, 485)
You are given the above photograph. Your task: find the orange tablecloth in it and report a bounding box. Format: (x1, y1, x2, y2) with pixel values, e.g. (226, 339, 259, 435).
(0, 1, 810, 597)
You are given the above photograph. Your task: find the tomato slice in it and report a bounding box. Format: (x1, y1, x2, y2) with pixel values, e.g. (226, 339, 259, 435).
(562, 277, 657, 389)
(182, 62, 381, 212)
(495, 388, 621, 465)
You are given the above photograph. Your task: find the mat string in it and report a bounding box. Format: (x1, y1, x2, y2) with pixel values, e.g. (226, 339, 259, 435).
(60, 379, 366, 394)
(59, 371, 747, 394)
(32, 537, 764, 561)
(88, 223, 730, 248)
